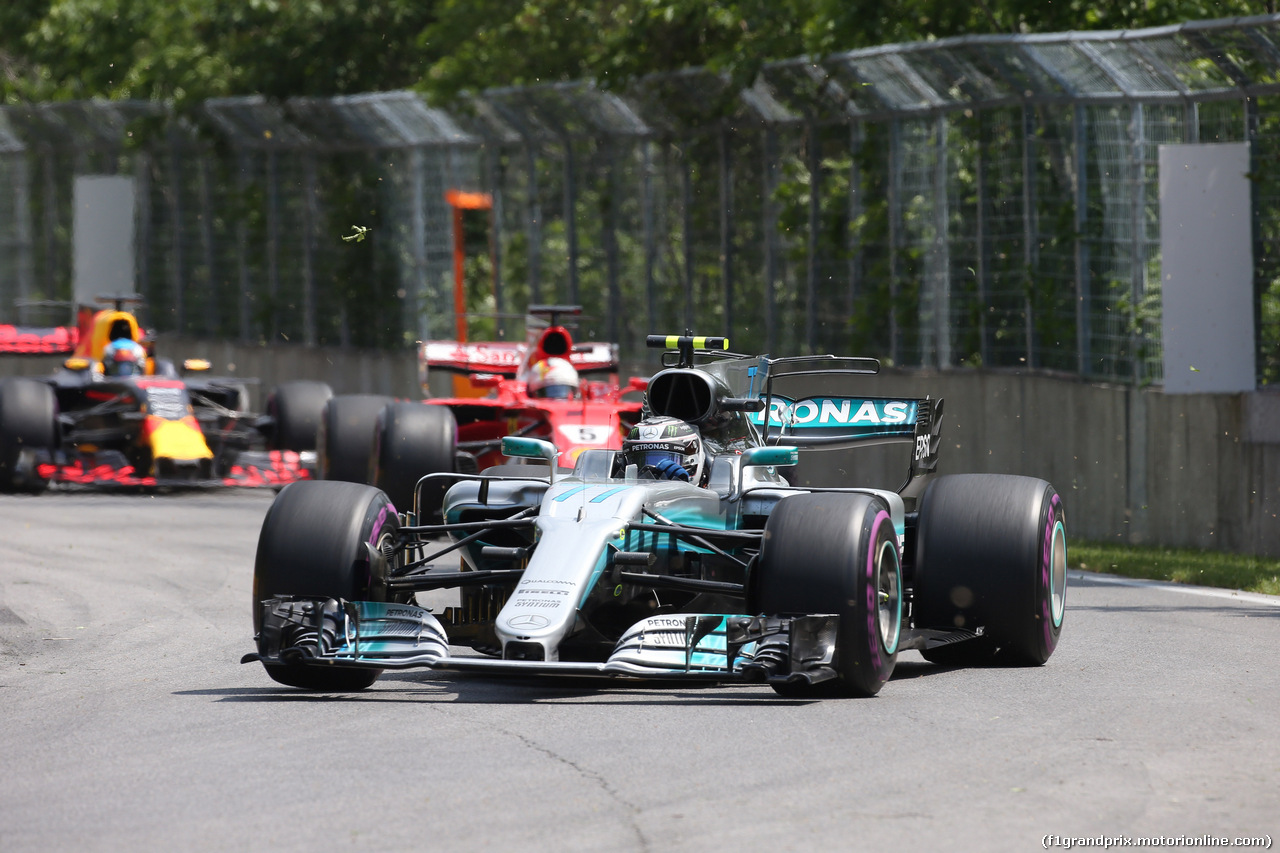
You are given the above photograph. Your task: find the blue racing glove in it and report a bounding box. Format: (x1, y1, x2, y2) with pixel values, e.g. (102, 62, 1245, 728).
(654, 458, 690, 481)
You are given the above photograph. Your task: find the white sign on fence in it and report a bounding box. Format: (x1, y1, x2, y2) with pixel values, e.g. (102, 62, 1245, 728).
(73, 175, 136, 306)
(1158, 143, 1255, 394)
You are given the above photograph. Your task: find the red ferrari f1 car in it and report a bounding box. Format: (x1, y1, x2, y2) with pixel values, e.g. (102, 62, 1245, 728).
(315, 306, 646, 517)
(0, 299, 330, 491)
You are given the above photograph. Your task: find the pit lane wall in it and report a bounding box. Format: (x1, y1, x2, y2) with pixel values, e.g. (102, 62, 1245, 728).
(769, 369, 1280, 559)
(3, 342, 1277, 557)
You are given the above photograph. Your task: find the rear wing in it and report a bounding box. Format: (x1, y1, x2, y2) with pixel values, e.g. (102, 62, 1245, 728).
(751, 356, 944, 491)
(0, 324, 80, 355)
(751, 395, 921, 447)
(422, 341, 525, 378)
(421, 340, 620, 378)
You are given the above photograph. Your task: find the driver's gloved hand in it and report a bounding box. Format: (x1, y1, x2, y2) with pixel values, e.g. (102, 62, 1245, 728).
(654, 458, 690, 481)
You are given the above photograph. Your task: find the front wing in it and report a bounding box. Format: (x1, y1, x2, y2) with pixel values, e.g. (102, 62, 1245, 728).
(246, 597, 844, 689)
(31, 449, 312, 489)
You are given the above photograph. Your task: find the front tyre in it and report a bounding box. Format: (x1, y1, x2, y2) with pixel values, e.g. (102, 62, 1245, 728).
(752, 492, 902, 697)
(914, 474, 1066, 666)
(252, 480, 400, 690)
(0, 377, 56, 493)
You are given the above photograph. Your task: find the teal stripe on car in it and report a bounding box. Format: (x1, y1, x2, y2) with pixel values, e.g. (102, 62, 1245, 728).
(590, 486, 629, 503)
(552, 485, 588, 502)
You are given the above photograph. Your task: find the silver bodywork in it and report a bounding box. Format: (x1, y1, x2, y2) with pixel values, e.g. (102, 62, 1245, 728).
(254, 456, 905, 681)
(248, 349, 943, 688)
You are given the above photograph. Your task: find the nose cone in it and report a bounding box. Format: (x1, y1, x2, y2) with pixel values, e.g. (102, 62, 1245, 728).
(146, 415, 214, 477)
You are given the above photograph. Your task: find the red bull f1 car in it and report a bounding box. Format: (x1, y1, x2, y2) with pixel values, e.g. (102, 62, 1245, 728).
(314, 305, 646, 517)
(0, 300, 330, 491)
(245, 335, 1068, 697)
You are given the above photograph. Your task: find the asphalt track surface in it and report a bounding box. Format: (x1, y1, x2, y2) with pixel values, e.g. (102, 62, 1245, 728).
(1, 490, 1277, 852)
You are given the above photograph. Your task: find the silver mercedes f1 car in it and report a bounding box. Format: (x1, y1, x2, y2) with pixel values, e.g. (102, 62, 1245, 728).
(244, 335, 1067, 697)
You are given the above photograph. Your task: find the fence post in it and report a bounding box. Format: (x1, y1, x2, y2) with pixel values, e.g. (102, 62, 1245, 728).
(763, 127, 777, 354)
(1246, 96, 1263, 387)
(605, 138, 620, 346)
(682, 139, 694, 331)
(932, 113, 951, 367)
(1022, 104, 1037, 368)
(847, 123, 864, 356)
(40, 146, 57, 302)
(487, 147, 505, 340)
(1074, 105, 1090, 377)
(12, 157, 34, 319)
(1130, 102, 1146, 384)
(301, 152, 317, 347)
(266, 150, 280, 342)
(642, 140, 656, 341)
(806, 122, 820, 355)
(198, 153, 217, 337)
(133, 151, 151, 316)
(410, 146, 427, 344)
(525, 145, 542, 305)
(975, 115, 990, 366)
(235, 152, 252, 343)
(888, 119, 901, 364)
(167, 130, 185, 334)
(563, 139, 578, 306)
(719, 125, 734, 337)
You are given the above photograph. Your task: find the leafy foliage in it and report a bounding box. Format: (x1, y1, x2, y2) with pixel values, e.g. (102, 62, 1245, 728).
(3, 0, 1271, 106)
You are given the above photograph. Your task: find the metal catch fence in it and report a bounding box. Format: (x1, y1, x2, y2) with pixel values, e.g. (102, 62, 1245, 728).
(1, 14, 1279, 385)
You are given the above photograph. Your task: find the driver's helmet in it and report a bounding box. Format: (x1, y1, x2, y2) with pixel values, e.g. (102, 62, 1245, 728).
(526, 357, 579, 399)
(622, 416, 705, 484)
(102, 338, 147, 377)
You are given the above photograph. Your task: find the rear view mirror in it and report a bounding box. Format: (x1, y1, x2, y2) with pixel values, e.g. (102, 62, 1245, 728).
(501, 436, 560, 483)
(740, 446, 799, 468)
(736, 445, 799, 498)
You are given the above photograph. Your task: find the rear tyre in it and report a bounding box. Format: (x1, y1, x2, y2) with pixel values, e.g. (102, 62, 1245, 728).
(372, 402, 456, 518)
(0, 377, 56, 493)
(253, 480, 399, 690)
(265, 380, 332, 451)
(317, 394, 393, 485)
(914, 474, 1066, 666)
(751, 492, 902, 697)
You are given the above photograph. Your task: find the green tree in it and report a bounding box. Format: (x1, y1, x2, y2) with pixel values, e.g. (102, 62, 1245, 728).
(5, 0, 1273, 106)
(3, 0, 439, 106)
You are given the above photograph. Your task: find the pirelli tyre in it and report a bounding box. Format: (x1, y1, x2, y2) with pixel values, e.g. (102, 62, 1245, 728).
(317, 394, 393, 485)
(913, 474, 1066, 667)
(372, 402, 457, 519)
(265, 380, 332, 452)
(253, 480, 400, 690)
(0, 377, 57, 493)
(751, 492, 903, 698)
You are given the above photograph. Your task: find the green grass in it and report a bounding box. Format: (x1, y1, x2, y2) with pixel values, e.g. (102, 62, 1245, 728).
(1070, 540, 1280, 597)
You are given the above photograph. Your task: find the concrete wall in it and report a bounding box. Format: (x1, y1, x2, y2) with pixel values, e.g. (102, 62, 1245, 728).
(5, 341, 1277, 556)
(785, 368, 1280, 557)
(0, 334, 420, 410)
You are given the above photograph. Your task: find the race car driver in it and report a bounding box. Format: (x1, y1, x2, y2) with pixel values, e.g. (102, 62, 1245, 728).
(523, 357, 580, 399)
(621, 416, 707, 485)
(102, 337, 148, 377)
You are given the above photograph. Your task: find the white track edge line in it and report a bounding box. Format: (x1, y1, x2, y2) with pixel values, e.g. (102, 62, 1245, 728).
(1069, 570, 1280, 607)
